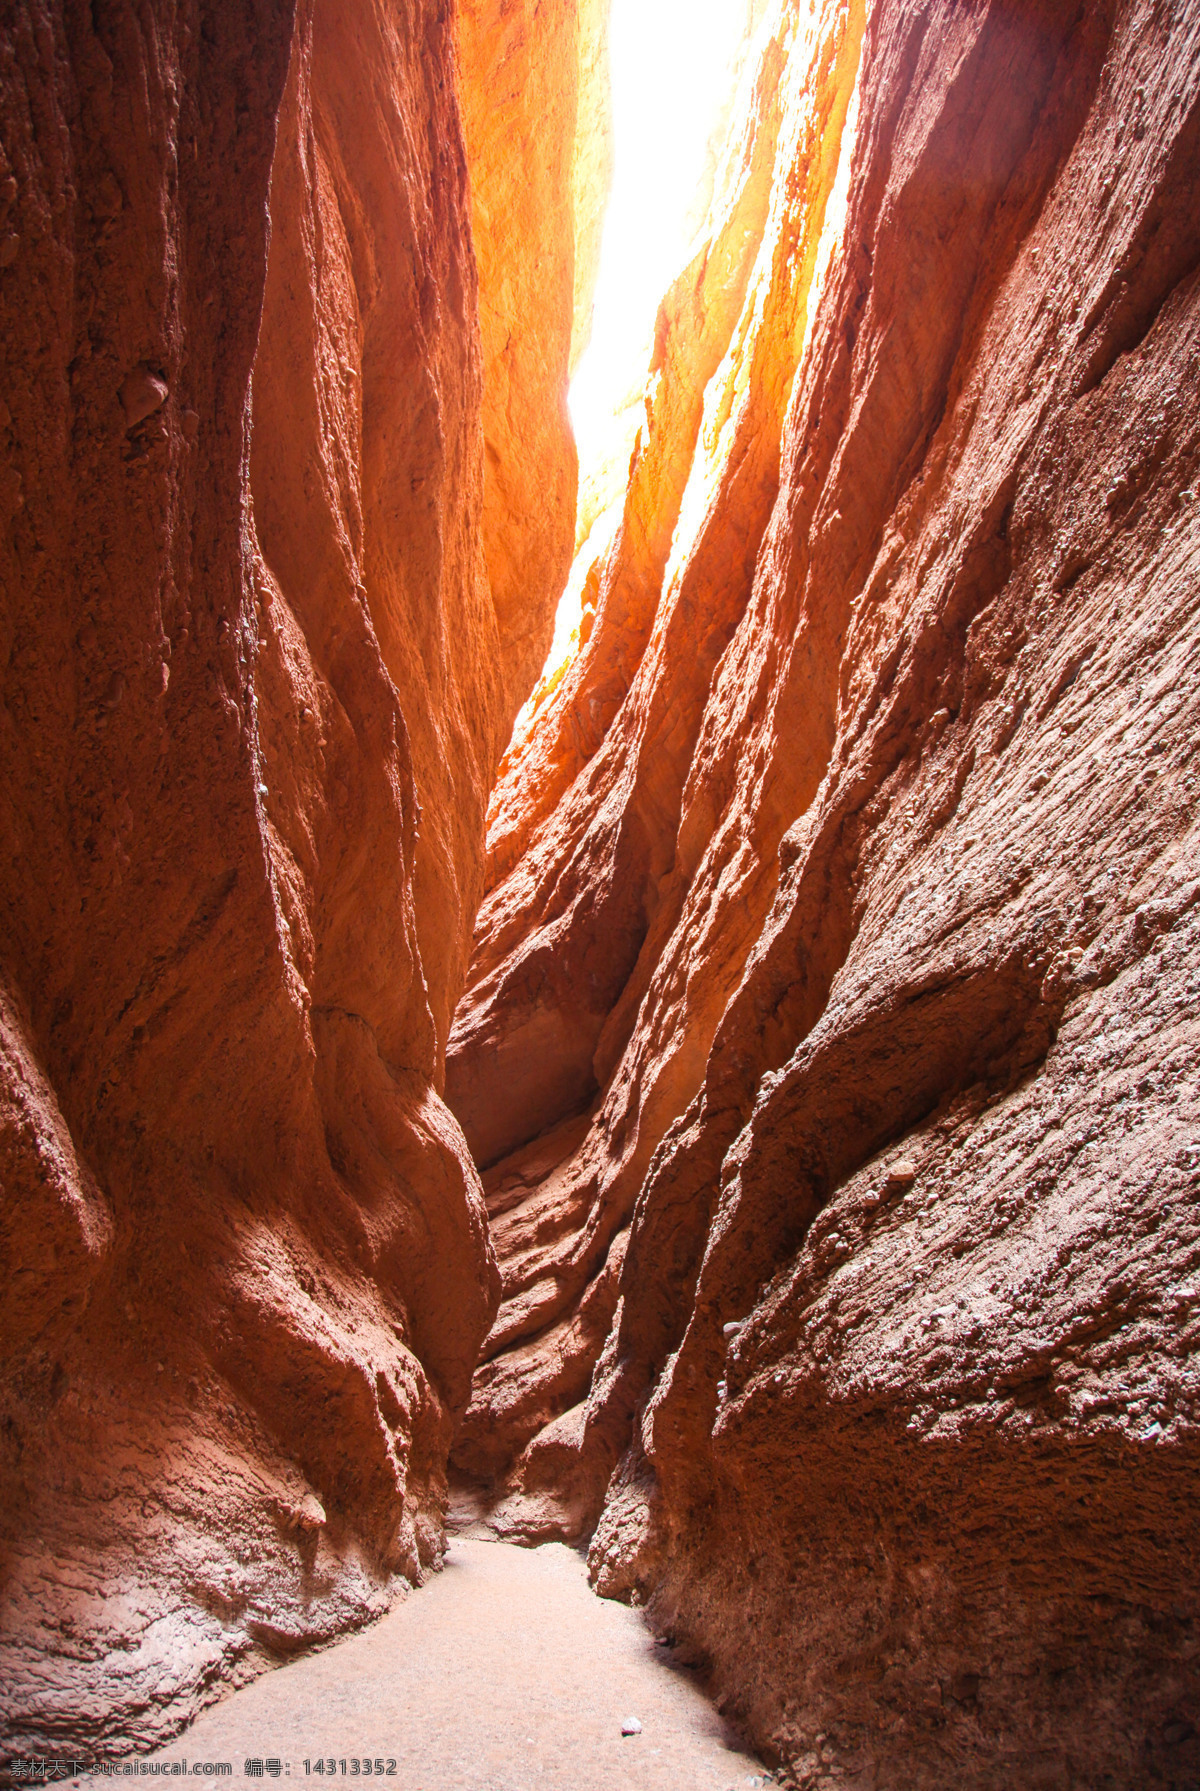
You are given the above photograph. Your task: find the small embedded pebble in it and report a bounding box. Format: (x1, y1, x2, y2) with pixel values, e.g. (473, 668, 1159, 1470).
(621, 1715, 642, 1736)
(120, 366, 169, 427)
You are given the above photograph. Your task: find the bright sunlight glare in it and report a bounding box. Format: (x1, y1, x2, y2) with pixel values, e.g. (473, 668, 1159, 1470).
(535, 0, 757, 689)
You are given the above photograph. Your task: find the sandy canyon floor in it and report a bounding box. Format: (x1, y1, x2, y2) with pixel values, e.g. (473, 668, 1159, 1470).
(66, 1541, 766, 1791)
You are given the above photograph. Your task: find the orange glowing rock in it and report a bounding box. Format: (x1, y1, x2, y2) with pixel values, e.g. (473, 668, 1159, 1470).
(456, 0, 613, 717)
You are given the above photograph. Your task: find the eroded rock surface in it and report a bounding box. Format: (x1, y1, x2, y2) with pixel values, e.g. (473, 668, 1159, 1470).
(447, 0, 1200, 1783)
(456, 0, 612, 715)
(0, 0, 579, 1758)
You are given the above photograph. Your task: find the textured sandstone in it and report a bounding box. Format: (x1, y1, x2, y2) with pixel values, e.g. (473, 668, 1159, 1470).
(456, 0, 611, 716)
(0, 0, 576, 1759)
(447, 0, 1200, 1783)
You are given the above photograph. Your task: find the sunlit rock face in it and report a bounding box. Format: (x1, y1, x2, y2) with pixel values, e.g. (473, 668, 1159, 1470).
(446, 0, 1200, 1781)
(570, 0, 614, 372)
(0, 0, 578, 1756)
(456, 0, 612, 716)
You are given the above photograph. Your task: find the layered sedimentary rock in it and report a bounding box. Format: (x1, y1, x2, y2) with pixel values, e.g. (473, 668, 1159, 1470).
(447, 0, 1200, 1783)
(0, 0, 577, 1757)
(456, 0, 611, 714)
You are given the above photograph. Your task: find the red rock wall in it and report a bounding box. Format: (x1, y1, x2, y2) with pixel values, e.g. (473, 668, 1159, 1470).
(447, 0, 1200, 1782)
(0, 0, 573, 1757)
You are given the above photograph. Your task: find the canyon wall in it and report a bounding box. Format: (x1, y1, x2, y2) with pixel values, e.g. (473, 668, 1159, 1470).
(0, 0, 579, 1759)
(456, 0, 611, 714)
(447, 0, 1200, 1784)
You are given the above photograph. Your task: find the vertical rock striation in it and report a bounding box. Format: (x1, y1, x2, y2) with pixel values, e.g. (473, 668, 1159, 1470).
(447, 0, 1200, 1782)
(456, 0, 612, 715)
(0, 0, 582, 1758)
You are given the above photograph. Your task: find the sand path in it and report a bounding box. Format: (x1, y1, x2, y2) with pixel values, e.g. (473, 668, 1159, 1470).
(83, 1538, 768, 1790)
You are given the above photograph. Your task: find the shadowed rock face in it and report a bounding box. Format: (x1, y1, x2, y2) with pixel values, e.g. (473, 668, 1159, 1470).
(446, 0, 1200, 1782)
(0, 0, 579, 1758)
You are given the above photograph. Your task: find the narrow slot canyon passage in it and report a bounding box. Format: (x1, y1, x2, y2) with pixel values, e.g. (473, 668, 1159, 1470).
(3, 1, 1200, 1789)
